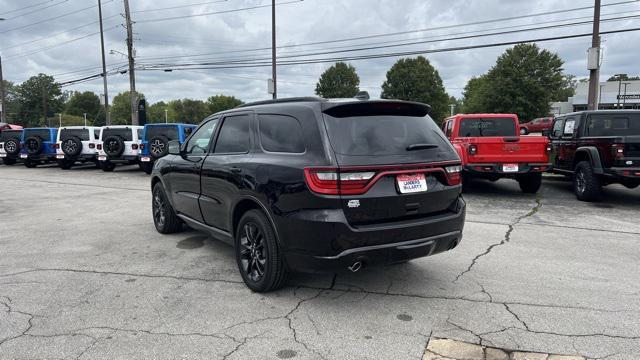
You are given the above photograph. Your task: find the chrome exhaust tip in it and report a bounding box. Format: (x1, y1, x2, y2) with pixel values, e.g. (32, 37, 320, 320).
(348, 261, 362, 273)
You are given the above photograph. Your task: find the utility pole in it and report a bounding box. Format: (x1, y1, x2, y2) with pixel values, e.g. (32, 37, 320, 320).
(586, 0, 601, 110)
(449, 104, 455, 116)
(123, 0, 138, 125)
(164, 109, 168, 123)
(59, 113, 62, 127)
(98, 0, 110, 125)
(271, 0, 277, 99)
(0, 55, 5, 123)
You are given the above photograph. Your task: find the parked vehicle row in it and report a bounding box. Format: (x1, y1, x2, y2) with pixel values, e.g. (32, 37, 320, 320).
(0, 123, 195, 173)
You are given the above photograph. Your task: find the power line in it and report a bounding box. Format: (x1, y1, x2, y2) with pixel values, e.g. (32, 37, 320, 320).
(137, 15, 640, 68)
(132, 0, 231, 13)
(2, 0, 69, 19)
(0, 0, 55, 16)
(135, 0, 303, 23)
(0, 0, 115, 34)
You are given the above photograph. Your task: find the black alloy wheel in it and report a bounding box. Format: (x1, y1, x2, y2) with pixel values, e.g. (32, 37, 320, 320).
(235, 210, 288, 292)
(62, 136, 82, 156)
(4, 139, 20, 155)
(152, 182, 182, 234)
(574, 161, 602, 202)
(239, 222, 267, 283)
(149, 136, 169, 159)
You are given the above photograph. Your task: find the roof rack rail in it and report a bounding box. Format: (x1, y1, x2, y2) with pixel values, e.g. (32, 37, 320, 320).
(237, 97, 325, 108)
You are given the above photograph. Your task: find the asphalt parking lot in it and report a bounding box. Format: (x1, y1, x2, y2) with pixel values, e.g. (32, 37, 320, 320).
(0, 164, 639, 360)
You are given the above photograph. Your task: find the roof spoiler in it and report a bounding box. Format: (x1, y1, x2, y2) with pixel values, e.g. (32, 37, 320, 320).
(322, 100, 431, 118)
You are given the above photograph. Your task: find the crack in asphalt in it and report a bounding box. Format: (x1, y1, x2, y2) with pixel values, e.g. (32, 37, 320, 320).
(503, 303, 531, 331)
(466, 219, 640, 236)
(453, 195, 543, 283)
(285, 288, 327, 360)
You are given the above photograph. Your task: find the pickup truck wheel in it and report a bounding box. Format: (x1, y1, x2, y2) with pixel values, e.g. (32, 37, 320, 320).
(517, 173, 542, 193)
(152, 182, 182, 234)
(574, 161, 602, 202)
(520, 128, 529, 135)
(236, 210, 288, 292)
(2, 157, 17, 165)
(100, 161, 116, 172)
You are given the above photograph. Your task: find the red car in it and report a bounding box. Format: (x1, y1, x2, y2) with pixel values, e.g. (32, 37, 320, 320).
(519, 117, 553, 135)
(443, 114, 551, 193)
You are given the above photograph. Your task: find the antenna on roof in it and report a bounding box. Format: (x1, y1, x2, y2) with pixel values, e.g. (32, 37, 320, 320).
(355, 91, 370, 101)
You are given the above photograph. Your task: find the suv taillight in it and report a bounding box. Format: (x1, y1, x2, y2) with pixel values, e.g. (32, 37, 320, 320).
(468, 144, 478, 156)
(612, 144, 624, 159)
(140, 144, 145, 150)
(444, 165, 462, 186)
(131, 144, 139, 150)
(53, 143, 60, 149)
(304, 168, 375, 195)
(97, 144, 102, 150)
(546, 144, 552, 153)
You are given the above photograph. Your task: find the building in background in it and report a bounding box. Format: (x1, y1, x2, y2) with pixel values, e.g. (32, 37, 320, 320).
(551, 79, 640, 115)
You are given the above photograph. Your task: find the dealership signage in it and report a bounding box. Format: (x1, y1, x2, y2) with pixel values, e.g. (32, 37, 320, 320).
(617, 94, 640, 100)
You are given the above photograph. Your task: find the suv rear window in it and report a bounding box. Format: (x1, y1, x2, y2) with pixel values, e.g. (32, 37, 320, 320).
(60, 128, 91, 141)
(323, 114, 448, 156)
(145, 126, 178, 141)
(585, 114, 640, 136)
(458, 118, 517, 137)
(23, 129, 51, 140)
(0, 130, 22, 142)
(102, 128, 133, 141)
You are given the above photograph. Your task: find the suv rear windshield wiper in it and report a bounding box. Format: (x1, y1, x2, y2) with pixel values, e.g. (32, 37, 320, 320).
(406, 143, 438, 151)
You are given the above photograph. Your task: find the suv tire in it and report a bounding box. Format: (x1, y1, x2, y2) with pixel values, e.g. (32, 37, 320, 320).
(152, 182, 182, 234)
(4, 139, 20, 156)
(517, 172, 542, 193)
(520, 128, 529, 135)
(57, 159, 73, 170)
(61, 136, 83, 156)
(2, 157, 17, 165)
(149, 136, 170, 159)
(25, 136, 44, 155)
(100, 160, 116, 172)
(574, 161, 602, 202)
(103, 135, 125, 157)
(24, 159, 37, 168)
(235, 210, 288, 292)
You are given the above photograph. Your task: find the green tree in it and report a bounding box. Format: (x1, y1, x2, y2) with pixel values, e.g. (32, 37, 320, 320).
(551, 74, 577, 102)
(315, 62, 360, 98)
(467, 44, 568, 121)
(1, 80, 21, 123)
(147, 101, 173, 123)
(64, 91, 101, 119)
(381, 56, 449, 122)
(206, 95, 243, 114)
(448, 95, 463, 116)
(15, 74, 63, 127)
(110, 91, 145, 125)
(168, 99, 209, 124)
(461, 75, 490, 114)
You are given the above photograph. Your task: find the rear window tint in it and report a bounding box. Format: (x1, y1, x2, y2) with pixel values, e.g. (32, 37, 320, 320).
(102, 128, 133, 141)
(585, 114, 640, 136)
(259, 114, 305, 153)
(323, 114, 448, 156)
(145, 126, 179, 141)
(0, 130, 22, 142)
(23, 129, 51, 140)
(215, 115, 251, 154)
(458, 118, 517, 137)
(60, 129, 91, 141)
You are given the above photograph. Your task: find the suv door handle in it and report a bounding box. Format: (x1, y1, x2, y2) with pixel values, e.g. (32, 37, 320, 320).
(230, 167, 242, 174)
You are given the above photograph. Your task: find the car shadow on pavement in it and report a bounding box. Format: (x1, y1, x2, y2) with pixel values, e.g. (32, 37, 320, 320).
(542, 175, 640, 207)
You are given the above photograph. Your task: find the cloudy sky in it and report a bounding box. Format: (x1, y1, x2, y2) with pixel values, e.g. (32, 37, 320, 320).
(1, 0, 639, 105)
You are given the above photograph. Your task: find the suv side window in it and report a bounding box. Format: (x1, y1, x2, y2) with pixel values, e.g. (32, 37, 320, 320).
(214, 114, 251, 154)
(185, 119, 219, 155)
(258, 114, 304, 153)
(551, 118, 565, 138)
(444, 120, 453, 138)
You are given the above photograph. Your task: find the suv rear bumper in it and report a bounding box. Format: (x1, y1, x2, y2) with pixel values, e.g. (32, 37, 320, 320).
(58, 154, 97, 161)
(99, 155, 139, 163)
(464, 163, 551, 176)
(281, 196, 466, 273)
(21, 154, 57, 161)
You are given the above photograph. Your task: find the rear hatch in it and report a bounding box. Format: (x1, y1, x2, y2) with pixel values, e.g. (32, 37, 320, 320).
(458, 117, 548, 163)
(318, 101, 461, 226)
(584, 113, 640, 161)
(143, 125, 179, 141)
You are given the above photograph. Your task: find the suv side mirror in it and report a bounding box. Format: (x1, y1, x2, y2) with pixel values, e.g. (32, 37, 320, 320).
(168, 140, 181, 155)
(541, 129, 551, 137)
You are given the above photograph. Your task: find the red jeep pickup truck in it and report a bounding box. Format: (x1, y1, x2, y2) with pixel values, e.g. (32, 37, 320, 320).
(442, 114, 551, 193)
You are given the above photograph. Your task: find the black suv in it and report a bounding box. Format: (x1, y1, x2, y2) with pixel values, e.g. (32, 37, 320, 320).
(150, 98, 466, 292)
(548, 110, 640, 201)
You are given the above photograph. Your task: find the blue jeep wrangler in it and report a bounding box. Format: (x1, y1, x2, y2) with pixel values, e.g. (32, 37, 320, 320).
(20, 128, 59, 168)
(139, 123, 195, 174)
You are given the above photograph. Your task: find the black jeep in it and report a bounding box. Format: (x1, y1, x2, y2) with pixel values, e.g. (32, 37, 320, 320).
(548, 110, 640, 201)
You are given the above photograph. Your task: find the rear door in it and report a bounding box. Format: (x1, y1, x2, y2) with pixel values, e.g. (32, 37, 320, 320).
(321, 102, 460, 226)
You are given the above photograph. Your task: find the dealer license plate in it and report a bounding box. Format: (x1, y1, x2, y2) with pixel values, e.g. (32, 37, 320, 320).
(503, 164, 519, 172)
(20, 154, 28, 159)
(140, 156, 151, 162)
(98, 155, 107, 161)
(56, 154, 65, 159)
(397, 173, 428, 194)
